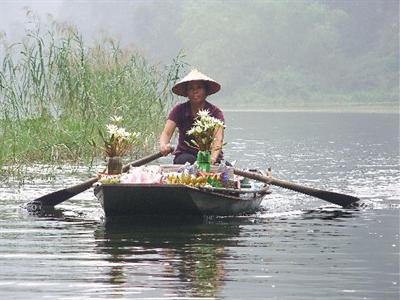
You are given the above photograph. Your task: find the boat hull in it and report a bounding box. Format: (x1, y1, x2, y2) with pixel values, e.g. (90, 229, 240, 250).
(94, 183, 270, 218)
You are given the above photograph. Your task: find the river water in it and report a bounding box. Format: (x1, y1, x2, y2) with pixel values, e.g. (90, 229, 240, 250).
(0, 112, 399, 299)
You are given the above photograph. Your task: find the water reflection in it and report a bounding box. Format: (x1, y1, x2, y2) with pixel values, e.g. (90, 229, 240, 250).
(94, 221, 241, 298)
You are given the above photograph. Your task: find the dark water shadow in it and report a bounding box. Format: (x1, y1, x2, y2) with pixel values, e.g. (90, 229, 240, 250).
(22, 204, 68, 219)
(301, 207, 361, 220)
(20, 203, 102, 224)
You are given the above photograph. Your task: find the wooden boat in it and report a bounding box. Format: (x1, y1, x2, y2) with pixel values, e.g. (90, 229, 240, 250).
(94, 183, 270, 218)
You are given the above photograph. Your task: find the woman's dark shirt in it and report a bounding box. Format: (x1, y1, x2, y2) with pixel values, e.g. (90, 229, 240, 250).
(168, 100, 224, 158)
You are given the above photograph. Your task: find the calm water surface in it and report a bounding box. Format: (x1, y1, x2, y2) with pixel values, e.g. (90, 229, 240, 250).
(0, 112, 399, 299)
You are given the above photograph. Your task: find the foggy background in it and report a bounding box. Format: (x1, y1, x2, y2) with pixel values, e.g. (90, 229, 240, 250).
(0, 0, 398, 110)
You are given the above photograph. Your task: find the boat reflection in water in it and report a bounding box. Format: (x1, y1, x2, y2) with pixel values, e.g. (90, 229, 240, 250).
(94, 220, 242, 298)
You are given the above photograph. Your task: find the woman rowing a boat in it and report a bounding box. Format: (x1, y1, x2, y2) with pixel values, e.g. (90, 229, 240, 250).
(159, 69, 225, 165)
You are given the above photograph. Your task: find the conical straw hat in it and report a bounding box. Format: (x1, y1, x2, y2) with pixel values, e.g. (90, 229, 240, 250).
(172, 69, 221, 97)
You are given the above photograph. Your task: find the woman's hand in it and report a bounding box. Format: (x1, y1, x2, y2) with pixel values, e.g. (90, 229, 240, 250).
(160, 143, 172, 156)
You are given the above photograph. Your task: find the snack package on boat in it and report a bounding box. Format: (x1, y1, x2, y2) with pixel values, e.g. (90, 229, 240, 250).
(98, 174, 121, 184)
(121, 165, 163, 184)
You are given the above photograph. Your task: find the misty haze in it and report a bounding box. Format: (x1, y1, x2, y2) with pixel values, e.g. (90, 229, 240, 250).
(1, 0, 398, 110)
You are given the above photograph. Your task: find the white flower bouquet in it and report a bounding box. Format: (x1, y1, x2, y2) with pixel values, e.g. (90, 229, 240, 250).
(99, 116, 140, 157)
(186, 109, 225, 152)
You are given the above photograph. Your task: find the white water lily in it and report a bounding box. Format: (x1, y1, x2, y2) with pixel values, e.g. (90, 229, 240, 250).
(106, 124, 119, 135)
(197, 109, 210, 119)
(115, 127, 130, 139)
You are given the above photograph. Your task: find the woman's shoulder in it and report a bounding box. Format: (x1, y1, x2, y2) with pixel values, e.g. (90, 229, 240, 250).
(168, 101, 190, 122)
(172, 101, 190, 112)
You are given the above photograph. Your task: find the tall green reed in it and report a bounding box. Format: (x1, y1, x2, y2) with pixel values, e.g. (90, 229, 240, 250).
(0, 18, 186, 178)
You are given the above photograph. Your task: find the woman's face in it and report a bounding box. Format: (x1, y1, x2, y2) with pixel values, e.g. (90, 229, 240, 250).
(186, 80, 207, 104)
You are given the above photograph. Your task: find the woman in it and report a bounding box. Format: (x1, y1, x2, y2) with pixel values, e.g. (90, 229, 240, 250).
(159, 69, 225, 165)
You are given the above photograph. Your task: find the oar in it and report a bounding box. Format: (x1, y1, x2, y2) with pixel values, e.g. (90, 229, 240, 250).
(233, 168, 360, 208)
(26, 150, 171, 209)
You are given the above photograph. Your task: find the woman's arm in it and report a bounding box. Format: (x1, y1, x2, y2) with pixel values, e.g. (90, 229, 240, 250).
(211, 126, 224, 164)
(159, 119, 176, 155)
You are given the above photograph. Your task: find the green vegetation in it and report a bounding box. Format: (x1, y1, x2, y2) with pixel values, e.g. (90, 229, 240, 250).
(0, 20, 185, 176)
(178, 0, 398, 109)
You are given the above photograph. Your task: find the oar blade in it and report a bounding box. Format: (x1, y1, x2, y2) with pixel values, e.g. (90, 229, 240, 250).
(32, 189, 76, 207)
(26, 190, 76, 211)
(301, 189, 360, 208)
(269, 177, 360, 208)
(233, 168, 360, 208)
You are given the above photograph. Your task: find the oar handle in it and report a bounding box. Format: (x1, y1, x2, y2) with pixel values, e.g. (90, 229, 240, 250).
(233, 169, 271, 184)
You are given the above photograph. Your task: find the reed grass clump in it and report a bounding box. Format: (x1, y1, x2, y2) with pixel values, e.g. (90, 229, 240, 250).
(0, 19, 185, 179)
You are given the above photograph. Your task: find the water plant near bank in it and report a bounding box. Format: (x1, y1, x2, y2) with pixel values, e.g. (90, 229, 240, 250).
(0, 17, 186, 179)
